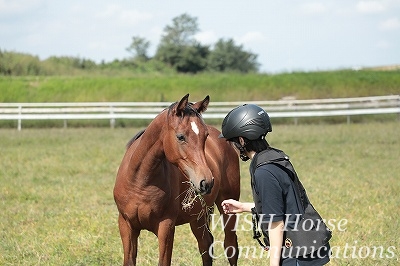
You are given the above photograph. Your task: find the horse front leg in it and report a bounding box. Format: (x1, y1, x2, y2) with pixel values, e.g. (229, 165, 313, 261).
(156, 219, 176, 266)
(190, 218, 214, 266)
(216, 205, 239, 266)
(118, 213, 140, 266)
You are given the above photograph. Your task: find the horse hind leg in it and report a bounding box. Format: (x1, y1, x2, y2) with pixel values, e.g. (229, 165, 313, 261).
(118, 213, 140, 266)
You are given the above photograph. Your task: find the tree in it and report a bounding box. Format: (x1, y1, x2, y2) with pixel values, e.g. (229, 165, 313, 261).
(208, 38, 259, 73)
(126, 36, 150, 62)
(160, 13, 199, 46)
(175, 44, 209, 73)
(155, 13, 208, 73)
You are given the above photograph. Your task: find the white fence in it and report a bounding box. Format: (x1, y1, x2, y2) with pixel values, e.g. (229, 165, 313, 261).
(0, 95, 399, 130)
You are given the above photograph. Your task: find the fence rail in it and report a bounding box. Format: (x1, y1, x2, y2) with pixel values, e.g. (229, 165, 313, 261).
(1, 95, 399, 130)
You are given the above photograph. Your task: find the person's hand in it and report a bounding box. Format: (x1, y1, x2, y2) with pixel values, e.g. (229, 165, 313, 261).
(221, 199, 243, 214)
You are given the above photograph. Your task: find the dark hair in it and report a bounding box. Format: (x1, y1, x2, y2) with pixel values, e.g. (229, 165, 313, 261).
(244, 137, 270, 153)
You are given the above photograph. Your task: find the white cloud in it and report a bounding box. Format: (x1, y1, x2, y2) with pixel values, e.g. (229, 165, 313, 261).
(0, 0, 43, 15)
(380, 17, 400, 30)
(149, 26, 163, 39)
(195, 30, 218, 45)
(300, 2, 328, 15)
(237, 31, 267, 45)
(95, 4, 153, 26)
(376, 40, 392, 48)
(356, 1, 386, 13)
(25, 32, 44, 46)
(95, 4, 122, 18)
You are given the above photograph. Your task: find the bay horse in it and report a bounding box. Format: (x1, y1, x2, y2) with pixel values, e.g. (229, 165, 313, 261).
(113, 94, 240, 266)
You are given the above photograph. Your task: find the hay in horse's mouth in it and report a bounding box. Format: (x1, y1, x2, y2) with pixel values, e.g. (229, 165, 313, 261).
(180, 181, 204, 212)
(179, 181, 214, 235)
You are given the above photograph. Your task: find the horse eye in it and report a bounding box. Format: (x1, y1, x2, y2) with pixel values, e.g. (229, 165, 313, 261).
(176, 134, 186, 142)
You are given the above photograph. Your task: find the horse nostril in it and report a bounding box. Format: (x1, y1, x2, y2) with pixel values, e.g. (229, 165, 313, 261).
(200, 179, 206, 192)
(200, 179, 214, 195)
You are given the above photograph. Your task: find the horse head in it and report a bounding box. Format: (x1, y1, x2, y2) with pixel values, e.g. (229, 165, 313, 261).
(163, 94, 214, 195)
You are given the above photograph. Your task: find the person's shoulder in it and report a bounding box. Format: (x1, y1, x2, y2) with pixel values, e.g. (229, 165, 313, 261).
(256, 162, 285, 174)
(254, 163, 285, 182)
(254, 162, 292, 186)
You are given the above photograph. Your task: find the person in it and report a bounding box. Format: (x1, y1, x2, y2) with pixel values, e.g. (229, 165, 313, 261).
(219, 104, 330, 266)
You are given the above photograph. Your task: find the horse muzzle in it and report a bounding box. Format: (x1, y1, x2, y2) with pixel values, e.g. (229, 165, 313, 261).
(199, 178, 214, 195)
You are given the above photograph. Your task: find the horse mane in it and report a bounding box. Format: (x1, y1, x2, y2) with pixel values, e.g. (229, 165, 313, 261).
(126, 129, 146, 149)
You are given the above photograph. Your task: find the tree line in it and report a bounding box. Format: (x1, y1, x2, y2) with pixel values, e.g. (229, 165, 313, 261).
(1, 13, 259, 76)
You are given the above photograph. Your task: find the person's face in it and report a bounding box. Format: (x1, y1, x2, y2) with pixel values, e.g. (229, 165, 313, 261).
(231, 137, 250, 161)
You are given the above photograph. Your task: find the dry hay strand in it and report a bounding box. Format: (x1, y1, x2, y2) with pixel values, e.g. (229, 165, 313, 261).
(178, 181, 214, 235)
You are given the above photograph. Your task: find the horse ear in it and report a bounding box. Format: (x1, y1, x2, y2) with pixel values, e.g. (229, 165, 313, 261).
(192, 95, 210, 114)
(175, 94, 189, 116)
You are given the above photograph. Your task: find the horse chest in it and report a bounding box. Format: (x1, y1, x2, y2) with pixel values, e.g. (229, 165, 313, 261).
(126, 173, 181, 223)
(131, 190, 180, 230)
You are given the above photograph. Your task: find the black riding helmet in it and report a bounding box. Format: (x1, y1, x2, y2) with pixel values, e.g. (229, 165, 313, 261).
(219, 104, 272, 140)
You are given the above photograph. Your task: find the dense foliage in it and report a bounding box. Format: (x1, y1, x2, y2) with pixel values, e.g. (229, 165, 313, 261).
(1, 14, 259, 76)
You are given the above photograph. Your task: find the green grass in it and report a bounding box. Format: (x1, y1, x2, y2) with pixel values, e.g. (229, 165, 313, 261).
(0, 122, 399, 265)
(1, 70, 399, 103)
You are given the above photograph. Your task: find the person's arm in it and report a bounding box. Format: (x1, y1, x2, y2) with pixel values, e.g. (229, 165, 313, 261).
(268, 220, 284, 266)
(221, 199, 255, 213)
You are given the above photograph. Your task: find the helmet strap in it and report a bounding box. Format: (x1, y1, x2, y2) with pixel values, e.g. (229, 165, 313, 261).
(239, 150, 250, 162)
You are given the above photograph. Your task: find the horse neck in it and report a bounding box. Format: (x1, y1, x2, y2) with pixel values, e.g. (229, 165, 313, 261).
(131, 111, 167, 167)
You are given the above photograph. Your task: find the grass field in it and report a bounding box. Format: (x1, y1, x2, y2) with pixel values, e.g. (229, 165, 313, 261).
(1, 70, 400, 103)
(0, 122, 399, 265)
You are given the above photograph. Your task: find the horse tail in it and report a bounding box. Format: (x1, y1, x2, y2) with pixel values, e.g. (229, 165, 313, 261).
(126, 129, 146, 149)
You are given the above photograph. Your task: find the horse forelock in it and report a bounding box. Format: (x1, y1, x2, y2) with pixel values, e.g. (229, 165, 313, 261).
(168, 101, 202, 118)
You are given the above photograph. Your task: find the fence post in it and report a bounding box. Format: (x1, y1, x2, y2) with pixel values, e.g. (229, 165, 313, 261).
(398, 95, 400, 121)
(18, 105, 22, 131)
(110, 105, 115, 129)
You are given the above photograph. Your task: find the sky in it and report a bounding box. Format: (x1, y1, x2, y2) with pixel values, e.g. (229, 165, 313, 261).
(1, 0, 399, 73)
